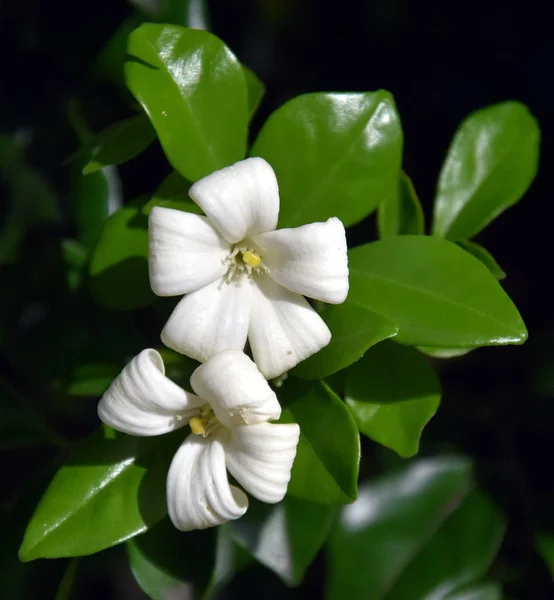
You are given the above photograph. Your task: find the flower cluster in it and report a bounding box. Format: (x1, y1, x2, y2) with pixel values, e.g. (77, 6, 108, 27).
(98, 158, 349, 531)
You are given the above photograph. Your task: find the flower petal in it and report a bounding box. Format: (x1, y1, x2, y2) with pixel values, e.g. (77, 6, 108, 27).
(225, 422, 300, 504)
(161, 277, 253, 363)
(188, 158, 279, 243)
(255, 217, 349, 304)
(248, 276, 331, 379)
(148, 207, 229, 297)
(190, 350, 281, 428)
(98, 349, 204, 436)
(167, 433, 248, 531)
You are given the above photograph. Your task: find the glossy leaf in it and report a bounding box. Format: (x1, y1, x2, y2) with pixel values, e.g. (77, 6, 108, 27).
(88, 201, 152, 310)
(82, 115, 156, 174)
(345, 343, 441, 457)
(292, 304, 398, 380)
(279, 380, 360, 504)
(444, 583, 503, 600)
(348, 236, 527, 348)
(126, 24, 248, 182)
(378, 171, 425, 237)
(433, 102, 540, 240)
(243, 65, 265, 119)
(127, 518, 215, 600)
(458, 240, 505, 280)
(231, 497, 337, 586)
(327, 457, 506, 600)
(251, 91, 403, 228)
(418, 346, 473, 359)
(19, 427, 180, 561)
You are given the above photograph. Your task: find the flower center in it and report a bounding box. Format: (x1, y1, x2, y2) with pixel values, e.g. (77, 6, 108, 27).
(224, 244, 269, 283)
(188, 407, 220, 438)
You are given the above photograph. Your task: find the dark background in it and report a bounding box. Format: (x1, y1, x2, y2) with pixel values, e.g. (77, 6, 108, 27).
(1, 0, 553, 597)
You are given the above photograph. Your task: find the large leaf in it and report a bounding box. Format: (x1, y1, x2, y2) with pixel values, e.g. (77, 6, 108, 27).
(81, 115, 156, 174)
(230, 497, 337, 586)
(292, 304, 398, 380)
(126, 24, 248, 182)
(345, 342, 441, 457)
(433, 102, 540, 240)
(378, 171, 425, 237)
(327, 457, 506, 600)
(142, 170, 201, 215)
(127, 518, 215, 600)
(279, 380, 360, 504)
(348, 236, 527, 347)
(19, 427, 181, 561)
(251, 91, 403, 228)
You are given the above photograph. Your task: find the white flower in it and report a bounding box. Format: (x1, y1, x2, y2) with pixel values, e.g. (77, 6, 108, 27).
(98, 348, 300, 532)
(149, 157, 349, 379)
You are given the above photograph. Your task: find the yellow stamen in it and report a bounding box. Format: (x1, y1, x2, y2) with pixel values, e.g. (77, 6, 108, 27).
(189, 417, 206, 436)
(242, 250, 261, 268)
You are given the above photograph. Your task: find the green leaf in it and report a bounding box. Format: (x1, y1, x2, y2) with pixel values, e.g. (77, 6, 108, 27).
(348, 236, 527, 348)
(203, 525, 254, 599)
(125, 24, 248, 181)
(535, 534, 554, 579)
(231, 497, 337, 586)
(160, 0, 211, 29)
(378, 171, 425, 237)
(444, 583, 503, 600)
(19, 427, 180, 560)
(82, 115, 156, 174)
(88, 201, 152, 310)
(433, 101, 540, 240)
(327, 457, 506, 600)
(251, 91, 403, 228)
(65, 362, 122, 397)
(345, 343, 441, 458)
(458, 240, 505, 280)
(142, 170, 201, 215)
(127, 518, 215, 600)
(243, 65, 265, 119)
(55, 559, 80, 600)
(279, 380, 359, 504)
(292, 304, 398, 380)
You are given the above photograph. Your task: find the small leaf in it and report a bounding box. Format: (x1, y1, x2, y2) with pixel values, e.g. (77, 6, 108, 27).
(378, 171, 425, 237)
(418, 346, 473, 359)
(88, 202, 152, 310)
(279, 380, 360, 504)
(125, 24, 248, 182)
(535, 534, 554, 579)
(327, 457, 506, 600)
(444, 583, 503, 600)
(19, 427, 180, 560)
(433, 102, 540, 240)
(243, 65, 265, 120)
(292, 304, 398, 380)
(251, 91, 403, 228)
(231, 497, 337, 586)
(345, 342, 441, 457)
(457, 240, 505, 280)
(348, 236, 527, 348)
(127, 518, 216, 600)
(82, 115, 156, 174)
(55, 559, 80, 600)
